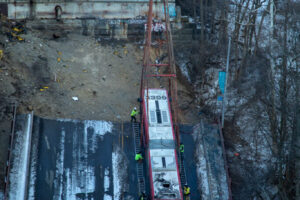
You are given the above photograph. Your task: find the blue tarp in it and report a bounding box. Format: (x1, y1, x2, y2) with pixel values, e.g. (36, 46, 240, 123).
(217, 96, 223, 101)
(162, 4, 176, 17)
(219, 71, 226, 94)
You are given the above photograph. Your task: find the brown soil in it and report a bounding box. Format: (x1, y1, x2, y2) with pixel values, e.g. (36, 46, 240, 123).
(1, 30, 197, 122)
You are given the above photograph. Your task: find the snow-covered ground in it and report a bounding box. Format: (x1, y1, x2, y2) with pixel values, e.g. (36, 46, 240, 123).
(56, 120, 113, 200)
(112, 149, 121, 200)
(193, 121, 229, 200)
(176, 52, 192, 83)
(174, 1, 300, 196)
(28, 118, 39, 200)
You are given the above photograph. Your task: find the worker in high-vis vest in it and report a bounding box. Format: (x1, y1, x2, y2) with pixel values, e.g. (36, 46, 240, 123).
(180, 143, 184, 153)
(135, 151, 143, 162)
(139, 192, 147, 200)
(184, 184, 191, 199)
(131, 107, 138, 123)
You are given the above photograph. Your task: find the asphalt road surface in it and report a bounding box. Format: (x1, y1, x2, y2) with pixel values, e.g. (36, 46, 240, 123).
(30, 117, 138, 200)
(8, 115, 202, 200)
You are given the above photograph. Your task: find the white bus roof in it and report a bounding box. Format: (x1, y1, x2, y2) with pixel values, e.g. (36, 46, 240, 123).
(150, 149, 181, 199)
(144, 89, 172, 127)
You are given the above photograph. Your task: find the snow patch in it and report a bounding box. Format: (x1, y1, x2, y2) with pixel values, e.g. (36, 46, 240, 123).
(233, 105, 273, 173)
(57, 118, 80, 123)
(111, 146, 132, 200)
(193, 122, 229, 200)
(104, 167, 110, 192)
(112, 150, 121, 200)
(179, 62, 191, 82)
(46, 119, 114, 199)
(0, 191, 4, 200)
(65, 168, 72, 199)
(64, 124, 97, 200)
(195, 141, 210, 197)
(104, 194, 112, 200)
(103, 167, 112, 200)
(53, 129, 65, 200)
(176, 53, 192, 82)
(59, 119, 113, 153)
(84, 120, 113, 153)
(28, 122, 39, 200)
(84, 120, 113, 136)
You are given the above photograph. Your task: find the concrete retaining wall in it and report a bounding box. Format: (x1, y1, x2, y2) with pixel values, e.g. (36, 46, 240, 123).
(24, 16, 197, 41)
(0, 0, 175, 20)
(8, 113, 34, 200)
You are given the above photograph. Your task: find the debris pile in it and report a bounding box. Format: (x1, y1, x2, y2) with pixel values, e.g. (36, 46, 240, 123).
(0, 15, 26, 43)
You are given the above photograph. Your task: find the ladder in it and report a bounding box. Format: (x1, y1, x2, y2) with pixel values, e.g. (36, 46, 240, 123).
(178, 152, 187, 186)
(132, 122, 146, 194)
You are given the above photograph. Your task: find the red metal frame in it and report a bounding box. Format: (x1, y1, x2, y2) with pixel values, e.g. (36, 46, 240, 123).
(142, 89, 183, 200)
(149, 64, 169, 67)
(140, 0, 180, 144)
(140, 0, 182, 199)
(146, 74, 176, 77)
(139, 0, 232, 199)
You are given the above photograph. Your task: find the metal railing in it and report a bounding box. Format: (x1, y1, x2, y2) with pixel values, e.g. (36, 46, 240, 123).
(4, 103, 17, 200)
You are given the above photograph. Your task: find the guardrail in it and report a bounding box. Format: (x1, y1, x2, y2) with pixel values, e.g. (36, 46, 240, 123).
(4, 110, 34, 200)
(217, 116, 232, 200)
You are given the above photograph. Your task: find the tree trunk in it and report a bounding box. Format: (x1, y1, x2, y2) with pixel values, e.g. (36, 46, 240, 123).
(200, 0, 204, 41)
(296, 99, 300, 200)
(277, 5, 289, 198)
(254, 0, 270, 54)
(269, 0, 278, 155)
(295, 26, 300, 200)
(234, 0, 250, 79)
(193, 0, 196, 19)
(211, 0, 216, 35)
